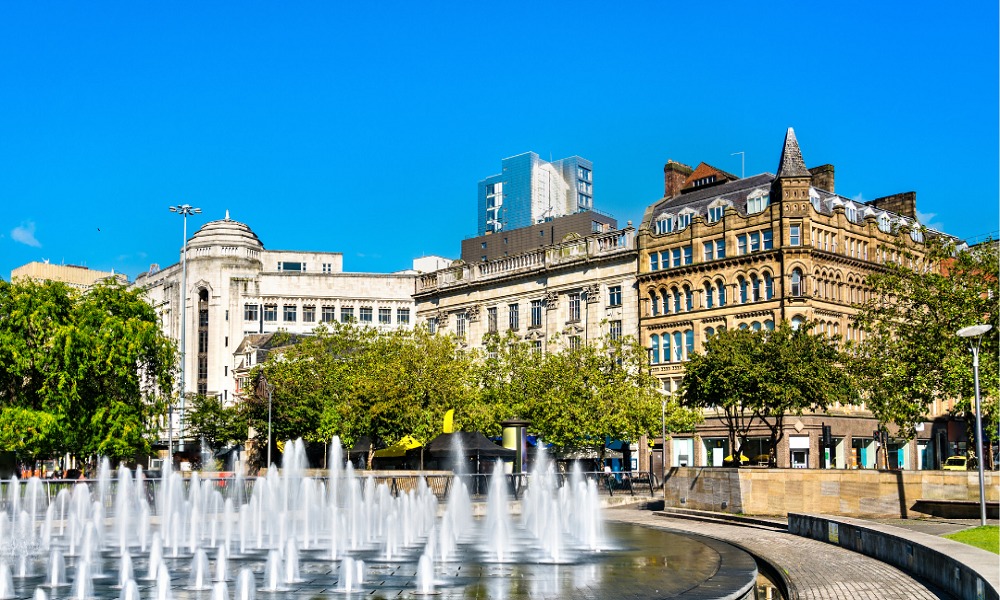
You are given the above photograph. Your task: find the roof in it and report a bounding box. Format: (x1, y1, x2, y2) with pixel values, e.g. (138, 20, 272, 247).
(776, 127, 810, 178)
(425, 432, 516, 458)
(188, 213, 264, 250)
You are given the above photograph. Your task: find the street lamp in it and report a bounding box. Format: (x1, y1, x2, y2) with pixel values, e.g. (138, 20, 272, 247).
(657, 388, 671, 490)
(257, 374, 275, 468)
(956, 323, 992, 527)
(169, 204, 201, 454)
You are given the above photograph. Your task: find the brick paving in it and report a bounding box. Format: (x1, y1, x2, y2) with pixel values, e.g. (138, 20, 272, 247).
(606, 507, 952, 600)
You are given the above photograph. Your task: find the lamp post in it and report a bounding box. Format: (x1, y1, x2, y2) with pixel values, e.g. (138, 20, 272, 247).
(257, 374, 274, 468)
(169, 204, 201, 453)
(656, 388, 671, 489)
(956, 323, 992, 527)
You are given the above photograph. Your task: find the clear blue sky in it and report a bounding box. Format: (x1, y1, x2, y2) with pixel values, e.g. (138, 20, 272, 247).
(2, 2, 997, 280)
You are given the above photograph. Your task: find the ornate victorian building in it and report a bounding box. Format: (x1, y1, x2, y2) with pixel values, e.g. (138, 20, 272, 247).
(639, 129, 942, 470)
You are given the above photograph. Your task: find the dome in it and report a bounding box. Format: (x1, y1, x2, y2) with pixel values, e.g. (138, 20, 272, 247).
(187, 212, 264, 250)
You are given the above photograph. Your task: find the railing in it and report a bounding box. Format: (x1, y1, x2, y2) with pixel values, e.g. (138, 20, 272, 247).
(1, 470, 656, 516)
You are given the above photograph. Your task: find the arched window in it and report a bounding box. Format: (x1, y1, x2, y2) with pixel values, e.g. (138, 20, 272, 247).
(704, 282, 714, 309)
(673, 331, 683, 362)
(650, 291, 659, 316)
(791, 269, 803, 296)
(662, 334, 671, 363)
(877, 213, 891, 233)
(684, 329, 694, 359)
(764, 320, 775, 331)
(750, 274, 761, 302)
(751, 321, 762, 331)
(661, 289, 671, 314)
(791, 315, 805, 330)
(650, 334, 660, 363)
(684, 286, 693, 311)
(705, 327, 715, 339)
(716, 279, 727, 306)
(739, 276, 748, 303)
(739, 323, 748, 330)
(764, 272, 774, 299)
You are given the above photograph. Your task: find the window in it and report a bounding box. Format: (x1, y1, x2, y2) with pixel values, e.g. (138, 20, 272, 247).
(673, 331, 683, 362)
(278, 261, 303, 272)
(650, 253, 659, 271)
(737, 235, 747, 255)
(481, 242, 487, 249)
(263, 304, 277, 322)
(661, 334, 671, 362)
(198, 330, 208, 353)
(765, 320, 775, 331)
(244, 304, 259, 322)
(608, 285, 622, 307)
(789, 225, 801, 246)
(703, 241, 714, 261)
(379, 308, 391, 325)
(340, 307, 354, 323)
(568, 336, 581, 350)
(878, 213, 891, 233)
(531, 340, 542, 355)
(685, 330, 695, 358)
(198, 357, 208, 379)
(303, 305, 316, 323)
(716, 239, 726, 259)
(609, 320, 622, 341)
(845, 205, 857, 222)
(704, 283, 714, 309)
(751, 275, 760, 302)
(683, 245, 692, 265)
(487, 307, 498, 333)
(359, 307, 373, 323)
(322, 263, 332, 273)
(508, 303, 519, 330)
(684, 286, 693, 311)
(672, 288, 682, 313)
(739, 277, 748, 303)
(283, 305, 297, 322)
(427, 317, 437, 334)
(705, 327, 715, 339)
(530, 300, 543, 328)
(655, 217, 673, 234)
(568, 293, 581, 322)
(455, 313, 466, 338)
(199, 309, 208, 326)
(650, 334, 660, 363)
(592, 221, 603, 233)
(671, 248, 681, 267)
(747, 191, 769, 214)
(762, 230, 773, 250)
(707, 205, 725, 223)
(750, 232, 760, 253)
(791, 315, 805, 331)
(321, 306, 336, 323)
(717, 280, 727, 306)
(764, 273, 774, 299)
(225, 310, 229, 321)
(677, 212, 692, 229)
(397, 308, 410, 325)
(791, 269, 803, 296)
(650, 291, 660, 316)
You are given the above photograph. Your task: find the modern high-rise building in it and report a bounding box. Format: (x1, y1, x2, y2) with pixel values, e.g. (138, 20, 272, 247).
(477, 152, 593, 235)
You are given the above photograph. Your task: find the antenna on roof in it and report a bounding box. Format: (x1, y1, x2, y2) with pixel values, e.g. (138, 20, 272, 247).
(730, 152, 745, 179)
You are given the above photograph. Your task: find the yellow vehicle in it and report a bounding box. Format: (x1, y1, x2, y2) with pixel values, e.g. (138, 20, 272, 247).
(942, 456, 968, 471)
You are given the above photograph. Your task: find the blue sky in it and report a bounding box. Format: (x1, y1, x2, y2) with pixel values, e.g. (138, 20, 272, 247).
(2, 2, 997, 280)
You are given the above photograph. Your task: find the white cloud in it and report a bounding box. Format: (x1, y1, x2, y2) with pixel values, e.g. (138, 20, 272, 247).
(852, 193, 865, 203)
(915, 210, 944, 231)
(11, 222, 41, 247)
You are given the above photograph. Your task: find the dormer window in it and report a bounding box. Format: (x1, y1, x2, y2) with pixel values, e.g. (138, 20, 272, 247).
(677, 210, 694, 230)
(809, 190, 822, 212)
(845, 204, 857, 223)
(910, 227, 924, 243)
(747, 190, 770, 214)
(655, 214, 675, 234)
(706, 199, 730, 224)
(877, 213, 891, 233)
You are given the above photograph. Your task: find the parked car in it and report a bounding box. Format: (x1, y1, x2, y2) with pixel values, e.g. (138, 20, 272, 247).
(942, 456, 968, 471)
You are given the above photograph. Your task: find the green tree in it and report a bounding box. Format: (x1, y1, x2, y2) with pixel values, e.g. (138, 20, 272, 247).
(186, 393, 245, 450)
(0, 407, 60, 459)
(854, 237, 999, 467)
(681, 323, 849, 465)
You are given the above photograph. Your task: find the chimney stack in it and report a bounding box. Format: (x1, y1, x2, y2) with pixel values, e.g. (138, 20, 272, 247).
(663, 160, 693, 198)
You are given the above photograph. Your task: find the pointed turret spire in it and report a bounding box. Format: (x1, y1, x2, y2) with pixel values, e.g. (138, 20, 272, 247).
(776, 127, 810, 178)
(225, 209, 231, 221)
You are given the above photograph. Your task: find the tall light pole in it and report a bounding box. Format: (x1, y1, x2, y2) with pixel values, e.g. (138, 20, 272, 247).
(170, 204, 201, 454)
(957, 323, 992, 527)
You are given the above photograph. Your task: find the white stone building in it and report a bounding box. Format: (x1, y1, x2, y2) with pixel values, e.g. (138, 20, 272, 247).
(133, 213, 420, 444)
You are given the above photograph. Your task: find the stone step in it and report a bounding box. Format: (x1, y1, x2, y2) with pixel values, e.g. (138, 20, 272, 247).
(655, 507, 788, 531)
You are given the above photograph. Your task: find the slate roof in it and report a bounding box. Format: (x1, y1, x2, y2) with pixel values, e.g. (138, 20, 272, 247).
(776, 127, 810, 178)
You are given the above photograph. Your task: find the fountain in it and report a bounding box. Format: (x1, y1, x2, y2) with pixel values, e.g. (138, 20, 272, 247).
(0, 437, 760, 599)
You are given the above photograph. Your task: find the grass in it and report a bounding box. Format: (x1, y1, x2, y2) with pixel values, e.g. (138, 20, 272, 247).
(943, 526, 1000, 554)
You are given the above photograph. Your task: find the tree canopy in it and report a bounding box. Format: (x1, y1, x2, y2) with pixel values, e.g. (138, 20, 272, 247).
(853, 237, 999, 464)
(0, 278, 176, 461)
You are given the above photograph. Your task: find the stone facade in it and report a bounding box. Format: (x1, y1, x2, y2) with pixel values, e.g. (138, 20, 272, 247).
(414, 226, 639, 353)
(133, 214, 417, 444)
(11, 261, 128, 289)
(640, 129, 951, 468)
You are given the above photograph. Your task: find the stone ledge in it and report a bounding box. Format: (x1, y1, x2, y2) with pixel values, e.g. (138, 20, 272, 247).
(789, 513, 999, 600)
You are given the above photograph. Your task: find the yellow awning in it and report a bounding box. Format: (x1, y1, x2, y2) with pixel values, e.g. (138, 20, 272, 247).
(373, 435, 423, 458)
